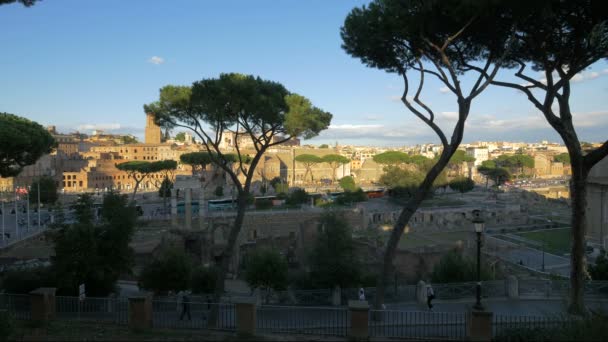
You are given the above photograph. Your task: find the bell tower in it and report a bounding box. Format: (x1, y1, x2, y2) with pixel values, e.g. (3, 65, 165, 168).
(145, 113, 162, 144)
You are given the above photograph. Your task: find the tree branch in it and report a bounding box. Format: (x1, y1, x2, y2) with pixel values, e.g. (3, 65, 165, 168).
(584, 140, 608, 170)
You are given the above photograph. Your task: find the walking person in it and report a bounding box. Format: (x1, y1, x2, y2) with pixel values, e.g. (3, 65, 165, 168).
(426, 283, 435, 311)
(179, 291, 192, 321)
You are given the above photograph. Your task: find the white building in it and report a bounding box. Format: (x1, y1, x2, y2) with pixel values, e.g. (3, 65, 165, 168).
(466, 147, 489, 166)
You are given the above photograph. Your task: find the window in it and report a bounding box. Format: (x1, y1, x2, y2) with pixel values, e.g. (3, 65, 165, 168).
(79, 181, 83, 187)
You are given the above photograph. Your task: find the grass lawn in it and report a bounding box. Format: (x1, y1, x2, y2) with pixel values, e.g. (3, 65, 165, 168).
(514, 228, 571, 255)
(398, 231, 472, 249)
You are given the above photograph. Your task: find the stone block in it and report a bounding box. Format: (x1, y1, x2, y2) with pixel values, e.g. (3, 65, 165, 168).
(29, 287, 56, 322)
(467, 310, 493, 342)
(235, 298, 257, 336)
(348, 300, 369, 340)
(128, 292, 152, 330)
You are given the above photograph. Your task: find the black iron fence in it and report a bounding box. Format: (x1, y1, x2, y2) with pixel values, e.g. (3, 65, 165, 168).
(369, 310, 467, 340)
(56, 296, 128, 324)
(151, 300, 235, 331)
(257, 305, 348, 336)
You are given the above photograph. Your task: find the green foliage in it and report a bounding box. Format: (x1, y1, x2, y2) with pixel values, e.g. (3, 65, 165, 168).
(158, 177, 172, 198)
(322, 154, 350, 181)
(380, 165, 427, 198)
(120, 135, 138, 144)
(28, 176, 58, 205)
(339, 176, 357, 192)
(309, 213, 361, 288)
(430, 250, 494, 283)
(0, 112, 55, 177)
(478, 164, 511, 186)
(318, 144, 329, 148)
(0, 266, 55, 294)
(284, 94, 333, 139)
(245, 249, 288, 295)
(0, 0, 38, 7)
(180, 151, 215, 171)
(554, 153, 571, 164)
(139, 248, 192, 294)
(174, 132, 186, 142)
(449, 150, 475, 165)
(335, 188, 368, 205)
(373, 151, 411, 165)
(286, 188, 308, 205)
(589, 249, 608, 280)
(191, 266, 217, 294)
(52, 192, 136, 296)
(0, 310, 15, 342)
(214, 185, 224, 197)
(449, 177, 475, 194)
(255, 198, 273, 210)
(295, 154, 322, 181)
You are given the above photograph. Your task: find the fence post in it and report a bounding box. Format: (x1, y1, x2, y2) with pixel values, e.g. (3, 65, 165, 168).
(416, 280, 427, 305)
(128, 292, 152, 330)
(467, 310, 493, 342)
(348, 300, 369, 340)
(235, 298, 257, 336)
(29, 287, 56, 322)
(507, 276, 519, 298)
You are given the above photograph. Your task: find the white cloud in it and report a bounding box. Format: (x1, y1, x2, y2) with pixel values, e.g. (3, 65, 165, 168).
(363, 114, 384, 121)
(77, 123, 122, 131)
(441, 111, 458, 120)
(148, 56, 165, 65)
(388, 95, 402, 102)
(439, 86, 450, 94)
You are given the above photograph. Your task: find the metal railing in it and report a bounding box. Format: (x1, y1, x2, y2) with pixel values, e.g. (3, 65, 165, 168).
(55, 296, 128, 324)
(257, 305, 348, 336)
(151, 300, 235, 331)
(492, 314, 580, 338)
(0, 293, 30, 320)
(369, 310, 467, 340)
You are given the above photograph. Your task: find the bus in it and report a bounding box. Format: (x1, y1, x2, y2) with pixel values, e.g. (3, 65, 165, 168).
(207, 198, 236, 211)
(177, 201, 199, 214)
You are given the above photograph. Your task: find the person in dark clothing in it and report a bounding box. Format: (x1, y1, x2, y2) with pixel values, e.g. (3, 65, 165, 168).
(426, 284, 435, 310)
(180, 293, 191, 320)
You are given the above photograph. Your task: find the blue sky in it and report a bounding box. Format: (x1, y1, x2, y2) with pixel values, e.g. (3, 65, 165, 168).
(1, 0, 607, 147)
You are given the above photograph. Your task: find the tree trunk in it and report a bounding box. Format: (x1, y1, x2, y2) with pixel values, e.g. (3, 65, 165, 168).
(569, 159, 589, 314)
(374, 148, 454, 310)
(208, 192, 248, 326)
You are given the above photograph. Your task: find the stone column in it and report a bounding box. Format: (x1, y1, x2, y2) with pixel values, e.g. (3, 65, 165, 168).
(332, 286, 342, 306)
(128, 293, 152, 330)
(185, 188, 192, 230)
(235, 298, 257, 336)
(348, 300, 369, 340)
(467, 310, 493, 342)
(170, 188, 178, 227)
(416, 280, 427, 305)
(29, 287, 56, 322)
(199, 189, 205, 229)
(507, 275, 519, 298)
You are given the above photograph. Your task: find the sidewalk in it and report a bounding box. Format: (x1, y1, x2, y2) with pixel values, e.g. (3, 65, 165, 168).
(388, 297, 608, 316)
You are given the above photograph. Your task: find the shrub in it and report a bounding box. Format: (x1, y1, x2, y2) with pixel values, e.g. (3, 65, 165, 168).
(139, 248, 192, 295)
(214, 186, 224, 197)
(0, 266, 55, 294)
(335, 188, 367, 205)
(255, 198, 273, 210)
(286, 189, 308, 205)
(191, 266, 217, 294)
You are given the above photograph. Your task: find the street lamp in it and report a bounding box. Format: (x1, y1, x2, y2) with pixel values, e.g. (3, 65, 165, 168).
(472, 209, 485, 311)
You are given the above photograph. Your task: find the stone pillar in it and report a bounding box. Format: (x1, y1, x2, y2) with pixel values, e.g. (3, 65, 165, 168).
(507, 275, 519, 298)
(416, 280, 427, 305)
(467, 310, 493, 342)
(348, 300, 369, 340)
(185, 188, 192, 230)
(332, 286, 342, 306)
(128, 293, 152, 330)
(29, 287, 56, 322)
(235, 298, 257, 336)
(199, 189, 205, 229)
(171, 188, 178, 227)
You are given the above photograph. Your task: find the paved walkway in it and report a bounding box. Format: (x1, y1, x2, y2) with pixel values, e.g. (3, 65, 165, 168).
(388, 297, 608, 316)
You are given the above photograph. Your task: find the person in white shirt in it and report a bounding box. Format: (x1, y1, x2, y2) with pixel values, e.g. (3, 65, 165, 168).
(358, 287, 366, 301)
